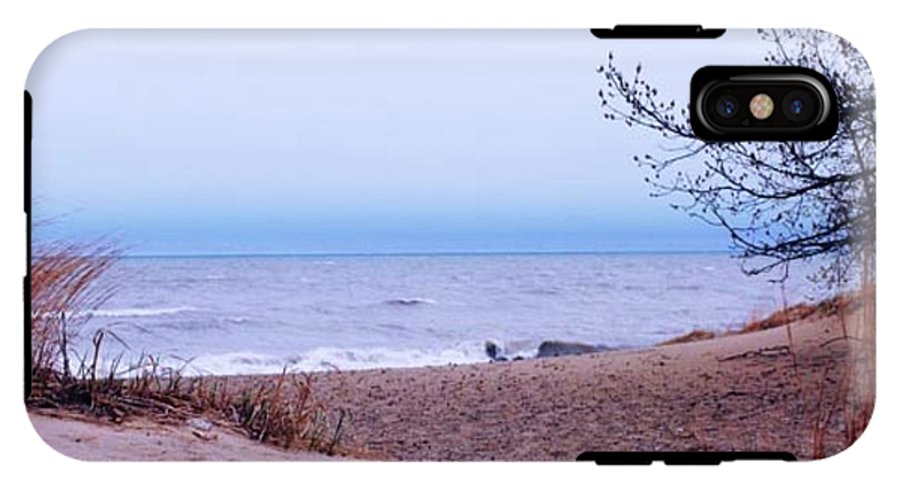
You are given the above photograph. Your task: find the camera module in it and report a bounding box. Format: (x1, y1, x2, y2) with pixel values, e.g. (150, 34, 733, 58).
(691, 67, 837, 141)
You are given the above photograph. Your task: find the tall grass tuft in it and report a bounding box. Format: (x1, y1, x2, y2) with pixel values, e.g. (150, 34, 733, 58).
(29, 241, 119, 388)
(27, 240, 347, 456)
(226, 370, 348, 454)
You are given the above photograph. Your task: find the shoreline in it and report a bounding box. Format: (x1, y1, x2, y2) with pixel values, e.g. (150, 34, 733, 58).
(28, 298, 872, 461)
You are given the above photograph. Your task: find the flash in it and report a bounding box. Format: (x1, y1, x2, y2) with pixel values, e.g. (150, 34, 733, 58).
(749, 93, 775, 120)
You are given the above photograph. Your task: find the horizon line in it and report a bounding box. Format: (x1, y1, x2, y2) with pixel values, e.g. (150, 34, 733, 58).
(121, 248, 733, 259)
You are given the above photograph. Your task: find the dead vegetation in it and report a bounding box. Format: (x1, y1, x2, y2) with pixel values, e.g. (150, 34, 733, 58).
(27, 241, 348, 456)
(739, 296, 852, 334)
(657, 294, 856, 348)
(658, 329, 716, 346)
(30, 241, 118, 384)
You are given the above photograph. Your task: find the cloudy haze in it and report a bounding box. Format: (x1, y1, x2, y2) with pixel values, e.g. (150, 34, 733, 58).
(28, 29, 767, 255)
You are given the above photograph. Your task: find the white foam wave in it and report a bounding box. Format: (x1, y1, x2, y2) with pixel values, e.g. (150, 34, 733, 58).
(89, 306, 197, 318)
(222, 316, 251, 324)
(183, 343, 485, 375)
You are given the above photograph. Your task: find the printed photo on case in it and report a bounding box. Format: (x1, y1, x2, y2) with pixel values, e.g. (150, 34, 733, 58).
(25, 29, 874, 461)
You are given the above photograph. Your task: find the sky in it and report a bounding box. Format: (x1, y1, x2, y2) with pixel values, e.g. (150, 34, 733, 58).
(28, 29, 769, 256)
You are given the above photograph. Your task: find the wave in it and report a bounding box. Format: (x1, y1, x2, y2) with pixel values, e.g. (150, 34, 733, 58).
(382, 297, 438, 306)
(222, 316, 251, 324)
(181, 343, 485, 375)
(86, 336, 626, 378)
(89, 306, 197, 318)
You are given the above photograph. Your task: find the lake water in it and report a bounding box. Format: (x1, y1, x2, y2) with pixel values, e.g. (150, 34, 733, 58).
(77, 252, 823, 375)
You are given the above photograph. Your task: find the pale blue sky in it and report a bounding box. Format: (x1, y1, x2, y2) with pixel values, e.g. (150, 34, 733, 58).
(28, 30, 767, 255)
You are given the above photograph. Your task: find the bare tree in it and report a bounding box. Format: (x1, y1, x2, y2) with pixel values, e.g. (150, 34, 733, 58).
(597, 29, 875, 286)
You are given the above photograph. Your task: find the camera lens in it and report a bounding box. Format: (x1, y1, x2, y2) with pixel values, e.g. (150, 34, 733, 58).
(782, 90, 817, 123)
(715, 96, 739, 119)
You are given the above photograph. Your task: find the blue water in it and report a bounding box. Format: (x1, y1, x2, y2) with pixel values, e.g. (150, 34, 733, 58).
(77, 252, 823, 374)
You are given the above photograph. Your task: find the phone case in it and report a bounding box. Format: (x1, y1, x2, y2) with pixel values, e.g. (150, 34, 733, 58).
(25, 28, 875, 462)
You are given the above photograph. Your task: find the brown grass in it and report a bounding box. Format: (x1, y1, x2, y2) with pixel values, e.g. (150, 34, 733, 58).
(28, 240, 348, 456)
(738, 295, 851, 334)
(223, 371, 348, 453)
(656, 294, 855, 348)
(30, 241, 118, 384)
(658, 329, 716, 346)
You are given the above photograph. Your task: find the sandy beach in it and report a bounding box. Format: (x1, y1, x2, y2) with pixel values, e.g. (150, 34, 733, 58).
(29, 411, 336, 461)
(306, 302, 868, 460)
(28, 300, 872, 461)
